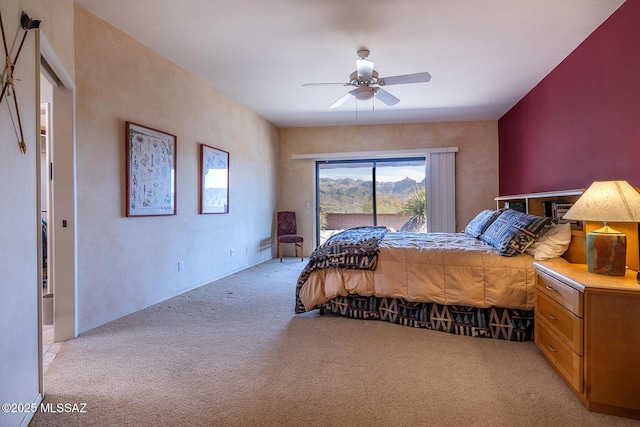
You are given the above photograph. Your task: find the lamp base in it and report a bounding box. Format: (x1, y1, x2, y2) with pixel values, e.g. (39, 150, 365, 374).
(586, 225, 626, 276)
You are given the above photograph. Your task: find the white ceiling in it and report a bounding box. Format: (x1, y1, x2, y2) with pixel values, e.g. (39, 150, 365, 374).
(74, 0, 625, 128)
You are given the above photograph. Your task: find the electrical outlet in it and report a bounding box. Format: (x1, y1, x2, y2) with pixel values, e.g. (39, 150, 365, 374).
(230, 249, 234, 256)
(245, 246, 248, 254)
(178, 261, 184, 271)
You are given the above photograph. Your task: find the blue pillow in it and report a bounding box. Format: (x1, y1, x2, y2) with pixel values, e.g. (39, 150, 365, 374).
(480, 209, 552, 256)
(464, 209, 504, 238)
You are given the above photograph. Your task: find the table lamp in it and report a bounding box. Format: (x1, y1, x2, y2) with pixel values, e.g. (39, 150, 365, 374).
(562, 180, 640, 277)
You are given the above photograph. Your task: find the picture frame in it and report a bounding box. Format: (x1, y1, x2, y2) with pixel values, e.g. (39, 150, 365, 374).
(125, 122, 177, 217)
(199, 144, 229, 214)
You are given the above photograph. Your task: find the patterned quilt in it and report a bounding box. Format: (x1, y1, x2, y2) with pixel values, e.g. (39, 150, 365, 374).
(296, 226, 387, 289)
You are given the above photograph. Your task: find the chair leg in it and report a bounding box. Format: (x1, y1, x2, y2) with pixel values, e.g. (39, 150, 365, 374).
(279, 242, 283, 262)
(300, 242, 304, 261)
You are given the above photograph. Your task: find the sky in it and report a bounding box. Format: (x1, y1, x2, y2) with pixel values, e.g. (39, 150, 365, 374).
(319, 162, 426, 182)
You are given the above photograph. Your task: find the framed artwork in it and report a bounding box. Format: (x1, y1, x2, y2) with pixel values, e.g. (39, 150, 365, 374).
(199, 144, 229, 214)
(125, 122, 177, 216)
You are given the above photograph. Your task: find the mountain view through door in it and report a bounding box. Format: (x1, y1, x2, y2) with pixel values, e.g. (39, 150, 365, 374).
(317, 158, 427, 244)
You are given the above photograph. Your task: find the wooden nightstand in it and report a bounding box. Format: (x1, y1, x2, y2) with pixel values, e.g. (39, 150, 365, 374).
(533, 260, 640, 420)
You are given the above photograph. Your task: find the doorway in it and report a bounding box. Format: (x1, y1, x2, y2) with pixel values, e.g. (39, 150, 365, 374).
(39, 74, 57, 369)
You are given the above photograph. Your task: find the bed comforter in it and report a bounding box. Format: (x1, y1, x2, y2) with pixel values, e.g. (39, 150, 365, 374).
(297, 231, 536, 313)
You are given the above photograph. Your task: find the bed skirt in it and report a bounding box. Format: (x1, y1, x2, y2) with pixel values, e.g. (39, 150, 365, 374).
(298, 295, 534, 342)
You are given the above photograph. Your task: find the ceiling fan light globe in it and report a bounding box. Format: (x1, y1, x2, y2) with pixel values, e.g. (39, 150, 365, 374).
(354, 87, 374, 101)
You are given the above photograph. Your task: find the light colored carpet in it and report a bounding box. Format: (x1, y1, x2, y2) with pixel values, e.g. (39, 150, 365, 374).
(31, 259, 640, 427)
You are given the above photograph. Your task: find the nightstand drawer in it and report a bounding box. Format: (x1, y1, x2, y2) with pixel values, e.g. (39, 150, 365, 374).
(535, 322, 583, 393)
(535, 290, 583, 354)
(536, 271, 582, 316)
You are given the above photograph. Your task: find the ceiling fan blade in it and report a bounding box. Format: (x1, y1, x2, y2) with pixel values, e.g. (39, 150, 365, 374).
(379, 72, 431, 86)
(302, 82, 350, 87)
(356, 58, 374, 79)
(374, 88, 400, 106)
(329, 89, 357, 109)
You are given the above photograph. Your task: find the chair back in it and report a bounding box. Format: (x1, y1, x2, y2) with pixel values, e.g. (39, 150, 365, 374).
(277, 211, 297, 236)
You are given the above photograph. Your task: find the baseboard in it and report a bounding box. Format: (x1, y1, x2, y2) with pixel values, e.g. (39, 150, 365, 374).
(18, 393, 42, 427)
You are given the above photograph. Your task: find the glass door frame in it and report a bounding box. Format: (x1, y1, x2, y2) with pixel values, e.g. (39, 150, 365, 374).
(315, 156, 426, 245)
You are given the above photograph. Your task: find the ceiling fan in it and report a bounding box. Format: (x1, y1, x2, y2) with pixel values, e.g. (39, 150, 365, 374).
(303, 48, 431, 109)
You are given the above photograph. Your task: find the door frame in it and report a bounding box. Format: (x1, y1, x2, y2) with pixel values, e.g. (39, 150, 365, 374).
(38, 33, 78, 351)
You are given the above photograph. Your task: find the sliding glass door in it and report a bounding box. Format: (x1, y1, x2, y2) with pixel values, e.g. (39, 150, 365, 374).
(316, 158, 426, 244)
(375, 159, 427, 231)
(317, 161, 374, 244)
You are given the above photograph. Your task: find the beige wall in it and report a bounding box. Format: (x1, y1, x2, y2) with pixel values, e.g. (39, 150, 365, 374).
(0, 1, 75, 425)
(279, 121, 499, 253)
(0, 2, 39, 425)
(74, 6, 279, 331)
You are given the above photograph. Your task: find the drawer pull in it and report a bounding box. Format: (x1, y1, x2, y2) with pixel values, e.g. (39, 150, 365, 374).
(546, 312, 557, 321)
(546, 344, 557, 353)
(545, 285, 557, 292)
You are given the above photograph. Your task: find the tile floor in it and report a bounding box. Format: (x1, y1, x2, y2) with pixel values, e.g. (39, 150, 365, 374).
(42, 324, 64, 374)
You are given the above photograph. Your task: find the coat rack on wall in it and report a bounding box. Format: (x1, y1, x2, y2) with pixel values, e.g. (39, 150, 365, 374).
(0, 11, 40, 154)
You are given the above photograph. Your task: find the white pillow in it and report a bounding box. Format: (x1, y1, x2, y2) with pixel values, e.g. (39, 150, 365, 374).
(525, 222, 572, 261)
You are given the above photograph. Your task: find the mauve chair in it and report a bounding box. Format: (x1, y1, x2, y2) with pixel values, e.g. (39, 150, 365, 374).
(276, 211, 304, 262)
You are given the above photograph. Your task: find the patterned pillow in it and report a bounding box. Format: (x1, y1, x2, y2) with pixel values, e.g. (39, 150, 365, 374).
(464, 209, 504, 238)
(480, 209, 552, 256)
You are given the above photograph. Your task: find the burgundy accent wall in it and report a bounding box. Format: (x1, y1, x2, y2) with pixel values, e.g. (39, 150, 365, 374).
(498, 0, 640, 195)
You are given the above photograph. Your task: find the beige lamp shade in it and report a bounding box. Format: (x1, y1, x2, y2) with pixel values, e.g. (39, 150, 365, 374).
(562, 180, 640, 276)
(562, 180, 640, 222)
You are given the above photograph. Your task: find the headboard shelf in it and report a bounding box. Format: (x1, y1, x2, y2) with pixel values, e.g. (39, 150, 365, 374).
(495, 189, 583, 215)
(495, 189, 584, 202)
(495, 189, 639, 271)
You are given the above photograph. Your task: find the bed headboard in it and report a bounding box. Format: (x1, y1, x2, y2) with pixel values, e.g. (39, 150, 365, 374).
(496, 189, 640, 271)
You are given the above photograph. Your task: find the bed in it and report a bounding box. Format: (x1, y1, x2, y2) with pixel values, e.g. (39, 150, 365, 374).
(295, 209, 573, 341)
